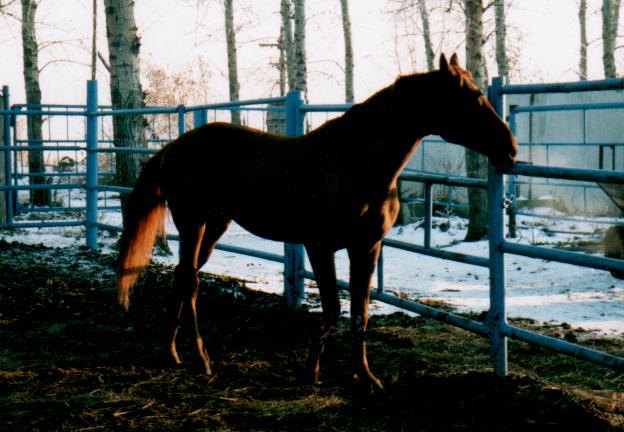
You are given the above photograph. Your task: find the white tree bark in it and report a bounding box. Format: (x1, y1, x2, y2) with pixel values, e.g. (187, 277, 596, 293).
(417, 0, 435, 71)
(494, 0, 508, 77)
(224, 0, 241, 124)
(602, 0, 620, 78)
(339, 0, 354, 103)
(292, 0, 307, 94)
(91, 0, 97, 80)
(280, 0, 296, 92)
(463, 0, 488, 241)
(21, 0, 50, 206)
(104, 0, 147, 225)
(579, 0, 588, 80)
(464, 0, 488, 89)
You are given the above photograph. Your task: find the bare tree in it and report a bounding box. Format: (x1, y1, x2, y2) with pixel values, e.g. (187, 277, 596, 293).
(103, 0, 147, 226)
(21, 0, 50, 206)
(91, 0, 97, 80)
(494, 0, 508, 77)
(464, 0, 488, 241)
(143, 59, 212, 137)
(387, 0, 437, 72)
(579, 0, 588, 80)
(280, 0, 296, 91)
(224, 0, 241, 124)
(417, 0, 435, 71)
(292, 0, 307, 94)
(602, 0, 621, 78)
(339, 0, 354, 102)
(0, 100, 5, 224)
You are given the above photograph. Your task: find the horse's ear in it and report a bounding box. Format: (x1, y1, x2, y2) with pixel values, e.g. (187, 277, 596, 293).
(439, 53, 452, 74)
(450, 53, 460, 68)
(451, 53, 461, 67)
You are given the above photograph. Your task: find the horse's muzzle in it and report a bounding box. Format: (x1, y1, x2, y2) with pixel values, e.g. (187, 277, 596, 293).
(491, 154, 517, 172)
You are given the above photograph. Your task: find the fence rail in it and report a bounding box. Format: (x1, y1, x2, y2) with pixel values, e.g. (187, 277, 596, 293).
(1, 78, 623, 378)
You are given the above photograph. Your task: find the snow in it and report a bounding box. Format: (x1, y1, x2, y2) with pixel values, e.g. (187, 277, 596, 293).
(2, 197, 624, 338)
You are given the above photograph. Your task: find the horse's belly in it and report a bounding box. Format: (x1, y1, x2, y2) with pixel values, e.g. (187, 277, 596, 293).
(233, 211, 333, 244)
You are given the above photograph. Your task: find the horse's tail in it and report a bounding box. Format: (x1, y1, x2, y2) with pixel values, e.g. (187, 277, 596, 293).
(117, 150, 167, 310)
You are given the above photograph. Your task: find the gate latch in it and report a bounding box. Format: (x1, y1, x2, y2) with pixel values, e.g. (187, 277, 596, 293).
(503, 193, 515, 209)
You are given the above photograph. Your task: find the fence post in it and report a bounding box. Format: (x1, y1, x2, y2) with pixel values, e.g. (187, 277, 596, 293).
(0, 86, 8, 225)
(2, 85, 12, 225)
(193, 109, 207, 128)
(507, 112, 517, 237)
(424, 182, 433, 248)
(376, 247, 385, 292)
(85, 80, 99, 249)
(177, 105, 186, 136)
(488, 76, 508, 376)
(284, 90, 305, 307)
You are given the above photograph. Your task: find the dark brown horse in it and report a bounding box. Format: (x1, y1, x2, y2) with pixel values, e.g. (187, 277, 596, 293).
(117, 54, 517, 390)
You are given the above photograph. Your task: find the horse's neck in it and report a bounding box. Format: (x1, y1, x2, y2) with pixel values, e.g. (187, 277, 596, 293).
(341, 91, 431, 186)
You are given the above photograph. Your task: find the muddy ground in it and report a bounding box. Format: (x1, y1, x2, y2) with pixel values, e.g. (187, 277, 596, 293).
(0, 239, 623, 431)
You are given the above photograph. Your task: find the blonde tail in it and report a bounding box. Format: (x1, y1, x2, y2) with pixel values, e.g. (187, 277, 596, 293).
(116, 151, 166, 310)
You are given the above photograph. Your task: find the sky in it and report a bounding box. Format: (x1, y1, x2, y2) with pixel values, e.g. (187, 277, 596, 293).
(0, 0, 621, 106)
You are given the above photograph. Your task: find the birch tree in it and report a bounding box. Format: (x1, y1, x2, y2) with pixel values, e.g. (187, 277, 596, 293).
(280, 0, 296, 91)
(417, 0, 435, 71)
(579, 0, 588, 80)
(389, 0, 436, 72)
(103, 0, 147, 225)
(21, 0, 50, 206)
(494, 0, 508, 77)
(224, 0, 241, 124)
(464, 0, 488, 241)
(602, 0, 621, 78)
(339, 0, 354, 103)
(292, 0, 307, 94)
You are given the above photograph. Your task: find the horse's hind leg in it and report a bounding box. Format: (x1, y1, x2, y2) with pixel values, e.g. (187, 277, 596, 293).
(168, 223, 206, 370)
(169, 217, 229, 375)
(305, 242, 340, 385)
(348, 241, 383, 391)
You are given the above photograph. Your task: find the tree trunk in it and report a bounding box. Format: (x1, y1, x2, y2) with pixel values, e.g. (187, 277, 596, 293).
(464, 0, 488, 241)
(339, 0, 354, 103)
(21, 0, 50, 206)
(292, 0, 307, 94)
(91, 0, 98, 80)
(417, 0, 435, 71)
(579, 0, 588, 80)
(494, 0, 508, 77)
(281, 0, 296, 92)
(104, 0, 147, 227)
(0, 113, 6, 224)
(224, 0, 241, 124)
(602, 0, 621, 78)
(278, 20, 287, 96)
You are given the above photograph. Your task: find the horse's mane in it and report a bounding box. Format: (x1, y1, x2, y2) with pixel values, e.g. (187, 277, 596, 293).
(308, 70, 436, 140)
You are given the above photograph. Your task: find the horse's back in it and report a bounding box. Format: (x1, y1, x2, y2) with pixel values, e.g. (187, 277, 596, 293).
(159, 123, 314, 210)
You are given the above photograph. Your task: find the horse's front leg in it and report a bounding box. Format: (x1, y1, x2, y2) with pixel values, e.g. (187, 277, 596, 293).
(348, 240, 383, 391)
(304, 243, 340, 385)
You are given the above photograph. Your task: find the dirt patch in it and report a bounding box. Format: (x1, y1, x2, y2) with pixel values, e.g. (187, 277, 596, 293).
(0, 240, 622, 431)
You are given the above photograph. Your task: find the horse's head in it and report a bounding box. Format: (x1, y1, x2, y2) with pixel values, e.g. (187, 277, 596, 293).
(429, 53, 518, 170)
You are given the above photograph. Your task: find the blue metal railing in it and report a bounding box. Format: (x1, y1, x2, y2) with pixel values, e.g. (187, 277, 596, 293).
(1, 77, 623, 378)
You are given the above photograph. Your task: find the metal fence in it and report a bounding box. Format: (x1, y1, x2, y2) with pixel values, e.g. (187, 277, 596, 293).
(1, 78, 623, 377)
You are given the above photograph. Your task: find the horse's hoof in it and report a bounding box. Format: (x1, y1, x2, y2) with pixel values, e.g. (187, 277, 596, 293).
(300, 369, 322, 386)
(203, 363, 213, 376)
(352, 372, 385, 396)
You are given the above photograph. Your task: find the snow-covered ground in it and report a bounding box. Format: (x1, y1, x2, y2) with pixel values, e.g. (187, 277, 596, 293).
(3, 198, 624, 338)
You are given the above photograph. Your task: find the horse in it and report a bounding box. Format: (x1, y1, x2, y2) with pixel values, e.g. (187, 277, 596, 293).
(116, 53, 517, 391)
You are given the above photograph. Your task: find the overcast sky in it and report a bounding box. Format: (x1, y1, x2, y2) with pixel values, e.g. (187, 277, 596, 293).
(0, 0, 620, 105)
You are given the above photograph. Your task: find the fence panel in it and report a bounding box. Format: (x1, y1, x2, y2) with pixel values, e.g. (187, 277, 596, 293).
(0, 78, 623, 378)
